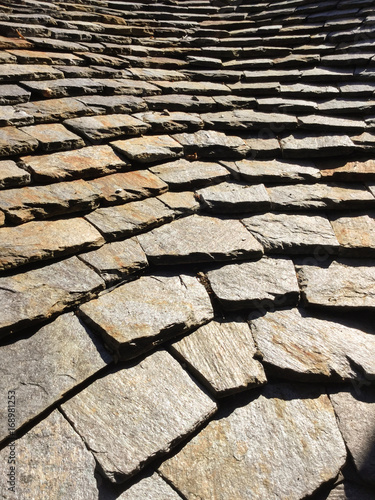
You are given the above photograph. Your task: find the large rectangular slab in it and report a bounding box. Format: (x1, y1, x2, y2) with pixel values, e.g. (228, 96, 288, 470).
(173, 130, 250, 159)
(111, 135, 184, 164)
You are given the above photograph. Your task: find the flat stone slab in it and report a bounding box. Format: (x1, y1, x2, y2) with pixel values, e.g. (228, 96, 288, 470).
(116, 472, 182, 499)
(201, 109, 298, 131)
(250, 308, 375, 383)
(0, 160, 30, 189)
(133, 111, 204, 133)
(20, 123, 85, 152)
(330, 213, 375, 257)
(20, 77, 105, 98)
(242, 212, 339, 254)
(61, 350, 217, 482)
(0, 105, 33, 127)
(280, 134, 356, 158)
(78, 95, 147, 114)
(145, 94, 217, 112)
(21, 145, 128, 182)
(159, 383, 346, 499)
(207, 256, 300, 311)
(17, 97, 91, 123)
(85, 197, 175, 240)
(0, 64, 63, 82)
(137, 214, 263, 264)
(0, 312, 111, 442)
(152, 80, 230, 95)
(170, 319, 266, 396)
(157, 191, 200, 215)
(0, 256, 104, 336)
(0, 410, 99, 499)
(330, 386, 375, 486)
(0, 126, 38, 158)
(173, 130, 250, 159)
(196, 182, 271, 213)
(79, 237, 148, 285)
(111, 135, 184, 164)
(319, 158, 375, 181)
(0, 84, 30, 105)
(79, 273, 213, 360)
(297, 259, 375, 309)
(0, 218, 104, 271)
(267, 183, 375, 210)
(242, 136, 281, 159)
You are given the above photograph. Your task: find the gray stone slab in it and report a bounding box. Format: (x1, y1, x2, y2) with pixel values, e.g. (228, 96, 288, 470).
(298, 115, 366, 133)
(111, 135, 184, 164)
(173, 130, 250, 159)
(0, 84, 31, 105)
(196, 182, 271, 213)
(0, 218, 105, 272)
(157, 191, 200, 215)
(133, 111, 204, 133)
(137, 214, 263, 264)
(330, 214, 375, 257)
(159, 383, 347, 500)
(0, 410, 99, 499)
(325, 481, 375, 500)
(79, 273, 213, 360)
(330, 386, 375, 486)
(207, 256, 300, 311)
(0, 105, 34, 127)
(77, 95, 147, 114)
(20, 78, 105, 98)
(242, 136, 281, 159)
(280, 134, 356, 158)
(0, 126, 38, 158)
(0, 64, 63, 82)
(145, 94, 217, 112)
(201, 109, 298, 131)
(297, 259, 375, 309)
(61, 350, 217, 482)
(170, 319, 266, 396)
(99, 78, 161, 96)
(152, 80, 230, 95)
(116, 472, 182, 499)
(0, 256, 104, 336)
(0, 160, 30, 189)
(20, 123, 85, 152)
(242, 212, 339, 254)
(0, 312, 111, 442)
(16, 97, 92, 123)
(250, 308, 375, 383)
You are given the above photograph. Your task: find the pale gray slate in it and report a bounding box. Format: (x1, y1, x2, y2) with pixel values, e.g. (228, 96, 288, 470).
(152, 80, 230, 95)
(61, 350, 217, 483)
(0, 84, 31, 105)
(159, 383, 347, 500)
(201, 109, 298, 131)
(250, 308, 375, 383)
(173, 130, 250, 159)
(330, 213, 375, 256)
(79, 273, 213, 360)
(207, 256, 300, 311)
(297, 114, 367, 133)
(242, 212, 340, 254)
(137, 214, 263, 264)
(0, 312, 111, 442)
(116, 472, 182, 499)
(0, 160, 30, 189)
(133, 111, 204, 133)
(145, 94, 217, 112)
(111, 135, 184, 164)
(170, 319, 267, 396)
(0, 105, 34, 127)
(280, 134, 356, 158)
(157, 191, 200, 215)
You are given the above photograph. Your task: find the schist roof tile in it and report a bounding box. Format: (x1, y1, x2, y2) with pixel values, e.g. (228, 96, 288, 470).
(1, 0, 375, 498)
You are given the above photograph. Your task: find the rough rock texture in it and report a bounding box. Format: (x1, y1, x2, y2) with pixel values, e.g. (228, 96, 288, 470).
(0, 160, 30, 189)
(115, 472, 182, 499)
(330, 213, 375, 256)
(173, 130, 250, 159)
(159, 383, 347, 500)
(20, 123, 85, 152)
(280, 133, 356, 158)
(61, 350, 217, 483)
(325, 481, 375, 500)
(111, 135, 184, 164)
(0, 126, 38, 157)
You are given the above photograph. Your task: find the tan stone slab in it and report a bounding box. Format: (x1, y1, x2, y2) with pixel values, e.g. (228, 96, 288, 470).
(0, 218, 104, 271)
(0, 312, 111, 442)
(0, 126, 38, 158)
(0, 63, 63, 82)
(117, 472, 182, 499)
(0, 210, 4, 226)
(170, 319, 266, 396)
(226, 158, 321, 182)
(157, 191, 200, 215)
(20, 123, 85, 152)
(133, 111, 204, 133)
(0, 410, 99, 499)
(16, 97, 92, 123)
(61, 350, 217, 482)
(0, 160, 30, 189)
(0, 105, 33, 127)
(111, 135, 184, 164)
(330, 213, 375, 256)
(159, 383, 346, 499)
(319, 158, 375, 181)
(79, 273, 213, 360)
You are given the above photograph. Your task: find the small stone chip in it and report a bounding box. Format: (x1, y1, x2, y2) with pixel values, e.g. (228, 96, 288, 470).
(111, 135, 184, 164)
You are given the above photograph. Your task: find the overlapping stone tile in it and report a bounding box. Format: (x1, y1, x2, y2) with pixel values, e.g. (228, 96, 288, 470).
(280, 133, 357, 158)
(330, 213, 375, 256)
(0, 64, 63, 82)
(201, 109, 298, 131)
(145, 94, 217, 112)
(157, 190, 200, 215)
(152, 80, 230, 94)
(0, 105, 34, 127)
(20, 78, 105, 98)
(319, 158, 375, 181)
(0, 127, 38, 158)
(20, 123, 85, 152)
(0, 160, 30, 189)
(61, 350, 217, 482)
(99, 78, 161, 96)
(16, 97, 92, 123)
(0, 84, 31, 105)
(133, 111, 204, 133)
(159, 383, 346, 499)
(111, 135, 184, 164)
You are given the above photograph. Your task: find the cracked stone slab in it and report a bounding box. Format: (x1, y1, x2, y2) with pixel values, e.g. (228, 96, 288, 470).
(242, 212, 339, 254)
(0, 255, 104, 336)
(280, 134, 356, 158)
(16, 97, 92, 123)
(196, 182, 271, 213)
(61, 350, 217, 482)
(116, 472, 182, 499)
(0, 160, 30, 189)
(159, 383, 347, 500)
(207, 256, 300, 311)
(133, 111, 204, 133)
(0, 218, 104, 272)
(250, 308, 375, 383)
(20, 123, 85, 152)
(330, 213, 375, 257)
(0, 312, 111, 442)
(329, 386, 375, 486)
(170, 319, 266, 396)
(138, 214, 263, 264)
(85, 197, 175, 240)
(111, 135, 184, 164)
(79, 273, 213, 360)
(79, 237, 148, 285)
(0, 410, 99, 499)
(296, 259, 375, 309)
(0, 126, 38, 158)
(21, 145, 129, 182)
(173, 130, 250, 159)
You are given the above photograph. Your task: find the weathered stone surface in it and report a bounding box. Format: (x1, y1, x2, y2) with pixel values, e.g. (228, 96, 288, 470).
(201, 109, 298, 131)
(0, 160, 30, 189)
(268, 183, 375, 210)
(330, 214, 375, 256)
(86, 197, 175, 239)
(242, 213, 339, 254)
(250, 308, 375, 383)
(152, 80, 230, 95)
(100, 78, 160, 96)
(242, 136, 281, 158)
(129, 67, 186, 81)
(133, 111, 204, 133)
(0, 105, 33, 127)
(0, 84, 30, 105)
(281, 134, 356, 158)
(157, 191, 200, 215)
(325, 481, 375, 500)
(0, 256, 104, 336)
(21, 145, 128, 182)
(62, 350, 217, 482)
(196, 182, 271, 213)
(20, 123, 85, 152)
(159, 383, 347, 500)
(16, 97, 91, 123)
(138, 214, 263, 264)
(145, 94, 217, 112)
(150, 158, 230, 190)
(64, 114, 151, 143)
(319, 159, 375, 181)
(20, 78, 104, 98)
(7, 48, 83, 66)
(298, 114, 366, 133)
(297, 259, 375, 309)
(111, 135, 184, 164)
(79, 273, 213, 359)
(173, 130, 250, 159)
(116, 472, 182, 499)
(77, 95, 146, 114)
(0, 126, 38, 158)
(0, 218, 104, 271)
(0, 410, 99, 499)
(207, 257, 300, 311)
(170, 319, 266, 396)
(0, 64, 63, 82)
(79, 237, 148, 285)
(330, 386, 375, 486)
(0, 312, 111, 442)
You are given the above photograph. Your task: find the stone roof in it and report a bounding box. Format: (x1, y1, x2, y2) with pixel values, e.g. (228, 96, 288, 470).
(0, 0, 374, 497)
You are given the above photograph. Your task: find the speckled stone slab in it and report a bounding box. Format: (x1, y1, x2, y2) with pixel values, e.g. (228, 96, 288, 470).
(111, 135, 184, 164)
(330, 213, 375, 256)
(116, 472, 182, 499)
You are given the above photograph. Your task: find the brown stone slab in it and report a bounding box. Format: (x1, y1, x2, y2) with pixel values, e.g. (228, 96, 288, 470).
(16, 97, 92, 123)
(319, 158, 375, 181)
(0, 160, 30, 189)
(111, 135, 184, 164)
(20, 123, 85, 152)
(78, 94, 147, 115)
(157, 191, 200, 215)
(0, 126, 38, 158)
(0, 218, 104, 271)
(280, 133, 356, 158)
(159, 383, 346, 499)
(129, 67, 186, 81)
(330, 213, 375, 256)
